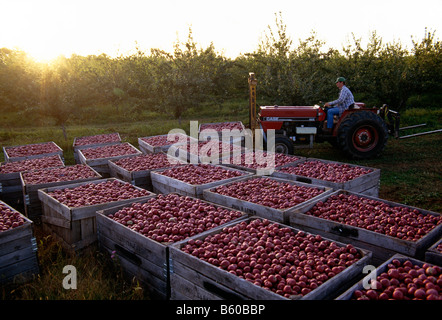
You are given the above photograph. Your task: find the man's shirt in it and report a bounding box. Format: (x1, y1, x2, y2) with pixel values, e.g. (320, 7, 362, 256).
(330, 85, 355, 115)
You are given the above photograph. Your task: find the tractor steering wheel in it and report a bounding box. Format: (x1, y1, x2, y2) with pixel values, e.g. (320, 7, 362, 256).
(318, 101, 329, 113)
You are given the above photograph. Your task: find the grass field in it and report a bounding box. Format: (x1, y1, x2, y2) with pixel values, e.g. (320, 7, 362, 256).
(1, 101, 441, 300)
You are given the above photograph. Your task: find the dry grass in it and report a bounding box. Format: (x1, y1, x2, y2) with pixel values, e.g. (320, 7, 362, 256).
(1, 225, 149, 300)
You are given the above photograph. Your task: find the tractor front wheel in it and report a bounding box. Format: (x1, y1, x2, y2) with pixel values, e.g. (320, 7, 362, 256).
(337, 111, 388, 159)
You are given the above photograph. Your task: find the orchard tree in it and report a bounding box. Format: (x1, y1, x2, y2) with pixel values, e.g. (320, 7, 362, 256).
(148, 27, 230, 123)
(410, 29, 442, 102)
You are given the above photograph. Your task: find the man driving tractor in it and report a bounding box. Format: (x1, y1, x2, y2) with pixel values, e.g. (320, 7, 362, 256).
(324, 77, 355, 132)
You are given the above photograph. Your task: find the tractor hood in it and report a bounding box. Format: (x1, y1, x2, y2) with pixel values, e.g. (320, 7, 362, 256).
(259, 105, 320, 118)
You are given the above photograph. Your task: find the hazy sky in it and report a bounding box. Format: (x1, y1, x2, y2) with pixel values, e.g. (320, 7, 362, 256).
(1, 0, 441, 61)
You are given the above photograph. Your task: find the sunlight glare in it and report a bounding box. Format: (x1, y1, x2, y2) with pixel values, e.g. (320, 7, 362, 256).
(1, 1, 82, 62)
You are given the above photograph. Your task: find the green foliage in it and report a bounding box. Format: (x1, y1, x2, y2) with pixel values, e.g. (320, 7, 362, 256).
(144, 28, 236, 121)
(0, 48, 40, 112)
(410, 29, 442, 95)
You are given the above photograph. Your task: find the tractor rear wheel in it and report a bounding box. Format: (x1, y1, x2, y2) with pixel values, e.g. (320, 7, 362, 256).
(337, 111, 388, 159)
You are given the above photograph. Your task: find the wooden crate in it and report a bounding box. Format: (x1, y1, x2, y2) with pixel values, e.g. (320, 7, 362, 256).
(336, 254, 438, 300)
(0, 171, 27, 210)
(138, 133, 196, 154)
(3, 141, 63, 163)
(169, 216, 372, 300)
(0, 155, 65, 210)
(289, 190, 442, 265)
(202, 175, 333, 224)
(0, 201, 39, 284)
(96, 195, 249, 300)
(198, 121, 250, 145)
(77, 142, 143, 177)
(168, 140, 244, 164)
(108, 153, 186, 191)
(425, 238, 442, 266)
(73, 133, 121, 163)
(38, 178, 155, 251)
(20, 165, 102, 221)
(220, 150, 305, 176)
(272, 158, 381, 197)
(150, 164, 253, 199)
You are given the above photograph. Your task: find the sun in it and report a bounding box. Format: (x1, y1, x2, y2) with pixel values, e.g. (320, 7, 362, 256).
(23, 43, 68, 64)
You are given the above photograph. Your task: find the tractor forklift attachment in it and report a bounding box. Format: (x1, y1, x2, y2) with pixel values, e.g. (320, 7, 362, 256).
(399, 128, 442, 139)
(399, 123, 427, 130)
(378, 104, 400, 138)
(378, 104, 441, 139)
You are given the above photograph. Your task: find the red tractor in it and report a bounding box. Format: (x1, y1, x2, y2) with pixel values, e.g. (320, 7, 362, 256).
(248, 72, 390, 159)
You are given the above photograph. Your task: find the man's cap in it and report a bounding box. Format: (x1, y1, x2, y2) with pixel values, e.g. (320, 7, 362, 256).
(336, 77, 346, 83)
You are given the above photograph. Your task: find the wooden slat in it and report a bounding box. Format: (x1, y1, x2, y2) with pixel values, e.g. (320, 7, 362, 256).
(0, 255, 39, 284)
(99, 242, 168, 300)
(99, 234, 168, 290)
(170, 270, 238, 300)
